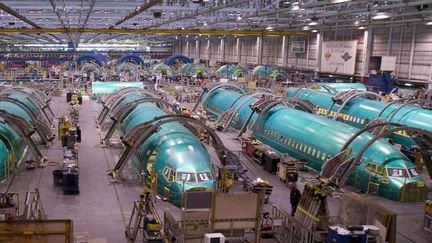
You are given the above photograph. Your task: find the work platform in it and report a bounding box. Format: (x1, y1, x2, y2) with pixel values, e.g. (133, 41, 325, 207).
(1, 93, 431, 243)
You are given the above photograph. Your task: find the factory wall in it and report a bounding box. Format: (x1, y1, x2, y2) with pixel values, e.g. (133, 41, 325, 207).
(172, 25, 432, 82)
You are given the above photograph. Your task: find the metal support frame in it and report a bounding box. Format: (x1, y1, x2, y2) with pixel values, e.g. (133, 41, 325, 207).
(109, 114, 255, 189)
(320, 122, 432, 189)
(0, 134, 16, 186)
(0, 110, 46, 164)
(0, 97, 54, 144)
(352, 126, 432, 179)
(96, 88, 158, 126)
(237, 96, 314, 138)
(330, 91, 383, 120)
(97, 87, 143, 115)
(374, 99, 432, 131)
(218, 91, 275, 132)
(192, 82, 245, 112)
(102, 97, 180, 145)
(285, 97, 315, 114)
(5, 87, 55, 123)
(110, 114, 226, 178)
(8, 87, 54, 114)
(291, 83, 337, 98)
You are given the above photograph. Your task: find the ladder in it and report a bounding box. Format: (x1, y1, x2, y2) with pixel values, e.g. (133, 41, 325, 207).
(294, 184, 329, 230)
(320, 150, 354, 189)
(22, 188, 46, 220)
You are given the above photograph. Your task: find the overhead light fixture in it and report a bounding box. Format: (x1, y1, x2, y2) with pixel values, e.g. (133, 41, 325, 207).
(330, 0, 351, 3)
(292, 2, 300, 11)
(308, 21, 317, 26)
(372, 12, 390, 20)
(312, 30, 318, 32)
(358, 26, 366, 30)
(405, 83, 413, 87)
(265, 26, 274, 30)
(203, 22, 207, 26)
(302, 26, 310, 30)
(237, 16, 242, 20)
(426, 21, 432, 25)
(354, 20, 360, 25)
(181, 26, 185, 30)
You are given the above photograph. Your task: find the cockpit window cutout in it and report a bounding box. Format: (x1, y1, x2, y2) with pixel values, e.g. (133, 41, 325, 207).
(387, 167, 408, 178)
(177, 172, 196, 182)
(197, 172, 213, 182)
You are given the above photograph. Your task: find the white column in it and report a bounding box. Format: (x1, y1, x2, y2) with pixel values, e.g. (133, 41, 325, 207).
(360, 27, 373, 79)
(281, 36, 288, 67)
(306, 35, 310, 69)
(207, 38, 211, 60)
(220, 37, 225, 62)
(236, 37, 241, 63)
(408, 25, 417, 79)
(185, 40, 190, 57)
(387, 26, 393, 56)
(195, 39, 200, 63)
(316, 32, 323, 72)
(256, 36, 263, 64)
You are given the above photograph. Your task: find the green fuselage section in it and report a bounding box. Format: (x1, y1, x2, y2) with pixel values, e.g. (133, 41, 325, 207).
(203, 89, 426, 201)
(111, 92, 216, 207)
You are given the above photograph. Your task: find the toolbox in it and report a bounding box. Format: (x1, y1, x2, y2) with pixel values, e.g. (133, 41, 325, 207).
(62, 171, 79, 195)
(263, 150, 280, 174)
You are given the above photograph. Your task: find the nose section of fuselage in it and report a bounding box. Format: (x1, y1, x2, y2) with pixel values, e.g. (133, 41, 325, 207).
(169, 181, 216, 207)
(393, 178, 428, 202)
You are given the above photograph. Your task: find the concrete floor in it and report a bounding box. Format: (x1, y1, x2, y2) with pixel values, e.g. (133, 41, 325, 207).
(2, 93, 432, 243)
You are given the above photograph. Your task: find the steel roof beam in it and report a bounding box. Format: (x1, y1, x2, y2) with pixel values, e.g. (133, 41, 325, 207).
(0, 28, 305, 36)
(0, 2, 62, 42)
(111, 0, 162, 28)
(146, 0, 250, 29)
(49, 0, 74, 43)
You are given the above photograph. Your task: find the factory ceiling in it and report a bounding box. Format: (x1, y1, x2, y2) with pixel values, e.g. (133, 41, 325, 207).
(0, 0, 431, 45)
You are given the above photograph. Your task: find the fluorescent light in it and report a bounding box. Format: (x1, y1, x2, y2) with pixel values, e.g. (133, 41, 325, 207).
(358, 26, 366, 30)
(331, 0, 351, 3)
(265, 26, 274, 30)
(78, 43, 138, 48)
(308, 21, 317, 26)
(14, 43, 68, 47)
(203, 22, 207, 26)
(426, 21, 432, 25)
(405, 83, 413, 86)
(354, 20, 360, 25)
(302, 26, 310, 30)
(312, 30, 318, 33)
(372, 12, 390, 20)
(237, 16, 242, 20)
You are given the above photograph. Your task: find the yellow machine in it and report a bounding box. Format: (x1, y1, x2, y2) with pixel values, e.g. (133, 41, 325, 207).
(58, 115, 72, 141)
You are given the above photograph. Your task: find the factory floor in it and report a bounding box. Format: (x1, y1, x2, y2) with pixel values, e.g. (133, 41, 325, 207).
(2, 94, 432, 243)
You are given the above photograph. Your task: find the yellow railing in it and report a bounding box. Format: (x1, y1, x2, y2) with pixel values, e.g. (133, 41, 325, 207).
(0, 219, 73, 243)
